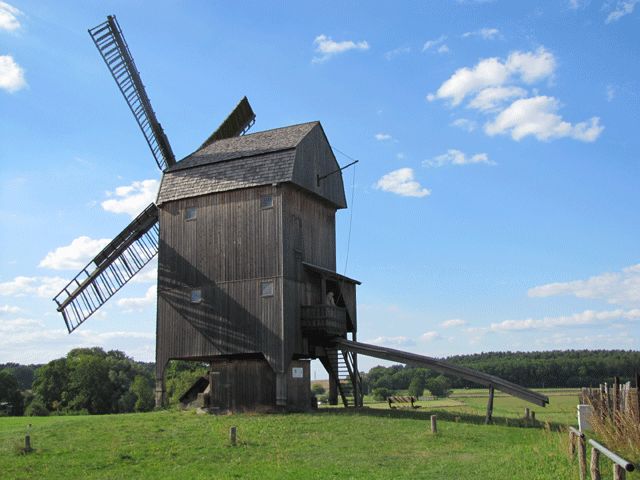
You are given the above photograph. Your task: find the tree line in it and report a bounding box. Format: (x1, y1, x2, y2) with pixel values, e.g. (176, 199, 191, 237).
(1, 348, 638, 415)
(360, 349, 640, 398)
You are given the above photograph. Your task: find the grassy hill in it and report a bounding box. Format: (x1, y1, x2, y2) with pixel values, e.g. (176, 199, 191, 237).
(0, 390, 578, 479)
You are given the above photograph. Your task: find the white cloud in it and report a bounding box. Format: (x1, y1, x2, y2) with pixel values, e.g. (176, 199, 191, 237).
(0, 55, 26, 93)
(0, 304, 21, 314)
(528, 264, 640, 307)
(423, 35, 447, 51)
(39, 236, 110, 270)
(375, 133, 393, 141)
(428, 47, 554, 106)
(101, 179, 159, 217)
(0, 2, 21, 31)
(489, 309, 640, 331)
(368, 336, 416, 347)
(462, 27, 500, 39)
(374, 168, 430, 198)
(606, 85, 616, 102)
(437, 44, 450, 54)
(384, 46, 411, 60)
(420, 331, 441, 341)
(450, 118, 477, 132)
(117, 285, 156, 311)
(131, 261, 157, 284)
(424, 149, 495, 167)
(605, 0, 638, 23)
(0, 276, 67, 298)
(312, 34, 369, 63)
(441, 318, 467, 328)
(485, 96, 604, 142)
(568, 0, 587, 9)
(468, 86, 527, 112)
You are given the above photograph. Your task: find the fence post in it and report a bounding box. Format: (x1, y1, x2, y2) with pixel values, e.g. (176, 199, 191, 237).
(578, 434, 587, 480)
(613, 464, 626, 480)
(430, 415, 437, 434)
(590, 447, 600, 480)
(635, 373, 640, 421)
(229, 426, 237, 446)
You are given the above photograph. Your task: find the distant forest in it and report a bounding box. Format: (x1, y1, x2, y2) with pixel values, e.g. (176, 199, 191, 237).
(1, 348, 638, 416)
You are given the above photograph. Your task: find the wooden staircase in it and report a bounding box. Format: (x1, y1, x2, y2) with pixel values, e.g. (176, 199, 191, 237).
(321, 346, 363, 407)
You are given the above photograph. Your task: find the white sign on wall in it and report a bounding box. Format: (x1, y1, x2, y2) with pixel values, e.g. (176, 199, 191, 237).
(291, 367, 304, 378)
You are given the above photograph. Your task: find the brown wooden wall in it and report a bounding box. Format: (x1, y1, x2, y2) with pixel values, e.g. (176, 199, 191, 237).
(156, 185, 285, 376)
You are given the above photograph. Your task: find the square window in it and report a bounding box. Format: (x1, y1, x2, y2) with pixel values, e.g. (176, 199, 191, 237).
(260, 280, 274, 297)
(185, 207, 197, 221)
(190, 288, 202, 303)
(260, 195, 273, 209)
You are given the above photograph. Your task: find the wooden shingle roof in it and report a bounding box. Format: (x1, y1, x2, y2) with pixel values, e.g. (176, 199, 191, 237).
(157, 121, 347, 208)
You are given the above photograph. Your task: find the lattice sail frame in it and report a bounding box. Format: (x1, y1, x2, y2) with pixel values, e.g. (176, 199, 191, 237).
(89, 15, 175, 170)
(53, 204, 159, 333)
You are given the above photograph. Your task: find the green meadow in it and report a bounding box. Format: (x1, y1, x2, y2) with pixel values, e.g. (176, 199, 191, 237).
(0, 389, 580, 480)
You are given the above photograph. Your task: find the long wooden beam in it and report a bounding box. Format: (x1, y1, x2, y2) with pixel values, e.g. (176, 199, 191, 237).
(331, 338, 549, 407)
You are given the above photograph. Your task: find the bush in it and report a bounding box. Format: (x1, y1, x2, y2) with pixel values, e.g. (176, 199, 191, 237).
(311, 384, 326, 396)
(425, 375, 451, 398)
(372, 387, 394, 401)
(408, 376, 425, 398)
(25, 399, 49, 416)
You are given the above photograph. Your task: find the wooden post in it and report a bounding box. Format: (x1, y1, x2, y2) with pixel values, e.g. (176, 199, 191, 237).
(613, 464, 626, 480)
(613, 377, 620, 418)
(578, 434, 587, 480)
(531, 411, 535, 423)
(229, 426, 237, 446)
(430, 415, 437, 434)
(524, 407, 530, 420)
(569, 431, 576, 457)
(485, 385, 494, 424)
(590, 447, 600, 480)
(635, 373, 640, 421)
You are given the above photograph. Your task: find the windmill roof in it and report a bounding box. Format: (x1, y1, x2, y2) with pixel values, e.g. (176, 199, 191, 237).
(157, 121, 347, 208)
(166, 121, 319, 172)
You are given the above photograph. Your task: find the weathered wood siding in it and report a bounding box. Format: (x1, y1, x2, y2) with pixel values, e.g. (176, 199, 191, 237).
(292, 124, 347, 209)
(156, 185, 285, 375)
(208, 357, 276, 411)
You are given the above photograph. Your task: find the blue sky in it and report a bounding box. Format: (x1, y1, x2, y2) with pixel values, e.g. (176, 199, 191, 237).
(1, 1, 639, 375)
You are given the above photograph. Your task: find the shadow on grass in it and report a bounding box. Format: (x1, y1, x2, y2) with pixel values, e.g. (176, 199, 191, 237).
(313, 406, 566, 432)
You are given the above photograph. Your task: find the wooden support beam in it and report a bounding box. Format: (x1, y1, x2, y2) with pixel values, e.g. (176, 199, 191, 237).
(485, 385, 494, 424)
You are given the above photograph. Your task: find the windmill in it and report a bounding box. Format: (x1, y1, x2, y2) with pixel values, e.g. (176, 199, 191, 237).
(54, 15, 549, 415)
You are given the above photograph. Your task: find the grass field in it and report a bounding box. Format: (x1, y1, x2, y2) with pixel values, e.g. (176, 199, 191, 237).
(0, 390, 581, 479)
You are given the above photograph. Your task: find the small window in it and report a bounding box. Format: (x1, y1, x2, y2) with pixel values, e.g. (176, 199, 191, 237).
(260, 280, 274, 297)
(260, 195, 273, 209)
(185, 207, 197, 221)
(190, 288, 202, 303)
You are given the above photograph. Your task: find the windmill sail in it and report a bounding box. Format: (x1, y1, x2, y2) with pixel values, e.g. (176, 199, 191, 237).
(199, 96, 256, 149)
(89, 16, 175, 170)
(53, 204, 159, 333)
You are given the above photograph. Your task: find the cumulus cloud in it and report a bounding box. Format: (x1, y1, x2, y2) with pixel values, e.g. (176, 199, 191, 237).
(39, 236, 110, 270)
(0, 55, 26, 93)
(427, 47, 555, 106)
(367, 336, 416, 347)
(117, 285, 156, 311)
(420, 331, 441, 341)
(375, 133, 393, 141)
(423, 36, 449, 54)
(485, 96, 604, 142)
(441, 318, 467, 328)
(606, 85, 616, 102)
(605, 0, 638, 23)
(0, 276, 67, 298)
(0, 2, 21, 31)
(312, 34, 369, 63)
(131, 261, 157, 284)
(528, 264, 640, 307)
(424, 149, 494, 167)
(375, 168, 430, 198)
(101, 179, 159, 217)
(0, 304, 21, 314)
(488, 309, 640, 331)
(384, 46, 411, 60)
(450, 118, 477, 132)
(462, 27, 500, 39)
(468, 86, 528, 112)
